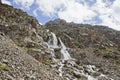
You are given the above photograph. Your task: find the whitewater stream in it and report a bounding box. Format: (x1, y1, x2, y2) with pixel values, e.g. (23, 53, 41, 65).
(47, 32, 114, 80)
(59, 38, 71, 60)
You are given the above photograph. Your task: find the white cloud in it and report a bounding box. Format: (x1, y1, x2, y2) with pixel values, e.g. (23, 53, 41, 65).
(35, 0, 66, 16)
(112, 0, 120, 22)
(58, 0, 97, 23)
(1, 0, 11, 5)
(14, 0, 34, 10)
(35, 0, 97, 23)
(92, 0, 120, 30)
(12, 0, 120, 30)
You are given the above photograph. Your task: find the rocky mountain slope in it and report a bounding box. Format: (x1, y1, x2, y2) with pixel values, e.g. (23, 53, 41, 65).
(0, 3, 62, 80)
(0, 33, 61, 80)
(0, 2, 120, 80)
(45, 19, 120, 80)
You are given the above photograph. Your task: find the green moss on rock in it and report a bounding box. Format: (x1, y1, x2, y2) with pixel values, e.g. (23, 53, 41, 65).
(43, 60, 51, 66)
(0, 63, 10, 71)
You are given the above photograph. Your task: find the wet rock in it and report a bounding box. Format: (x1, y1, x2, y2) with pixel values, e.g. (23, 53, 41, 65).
(80, 76, 87, 80)
(65, 74, 72, 79)
(50, 64, 58, 68)
(2, 59, 8, 64)
(98, 77, 108, 80)
(73, 70, 81, 78)
(92, 72, 101, 78)
(55, 50, 61, 59)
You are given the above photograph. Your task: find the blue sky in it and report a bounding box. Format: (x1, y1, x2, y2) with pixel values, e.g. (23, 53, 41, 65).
(1, 0, 120, 31)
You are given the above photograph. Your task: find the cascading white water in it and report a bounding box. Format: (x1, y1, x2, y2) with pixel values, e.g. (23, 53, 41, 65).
(47, 32, 71, 60)
(47, 32, 71, 76)
(48, 32, 59, 49)
(58, 60, 64, 76)
(47, 32, 60, 57)
(46, 32, 114, 80)
(59, 38, 71, 60)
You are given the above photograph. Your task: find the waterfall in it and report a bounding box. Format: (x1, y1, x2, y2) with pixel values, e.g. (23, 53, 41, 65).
(59, 38, 71, 60)
(47, 32, 60, 57)
(47, 32, 72, 76)
(46, 32, 114, 80)
(48, 32, 59, 49)
(58, 60, 64, 76)
(47, 32, 71, 60)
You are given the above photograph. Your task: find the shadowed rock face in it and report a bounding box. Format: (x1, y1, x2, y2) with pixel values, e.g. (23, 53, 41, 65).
(45, 19, 120, 80)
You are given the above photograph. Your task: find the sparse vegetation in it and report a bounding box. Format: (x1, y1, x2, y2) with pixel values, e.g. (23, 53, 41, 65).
(43, 60, 51, 65)
(0, 63, 10, 71)
(24, 47, 40, 51)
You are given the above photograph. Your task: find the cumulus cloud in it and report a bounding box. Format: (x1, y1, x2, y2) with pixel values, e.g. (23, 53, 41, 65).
(58, 0, 97, 24)
(92, 0, 120, 30)
(14, 0, 34, 10)
(1, 0, 11, 5)
(35, 0, 66, 16)
(35, 0, 97, 24)
(12, 0, 120, 30)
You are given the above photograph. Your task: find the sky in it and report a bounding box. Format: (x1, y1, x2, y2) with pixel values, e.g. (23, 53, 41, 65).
(1, 0, 120, 31)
